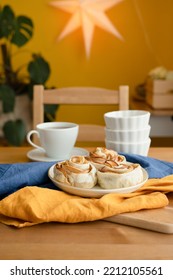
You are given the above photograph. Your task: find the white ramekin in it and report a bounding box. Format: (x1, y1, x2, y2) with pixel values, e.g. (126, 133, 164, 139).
(105, 125, 151, 142)
(104, 110, 150, 130)
(105, 138, 151, 156)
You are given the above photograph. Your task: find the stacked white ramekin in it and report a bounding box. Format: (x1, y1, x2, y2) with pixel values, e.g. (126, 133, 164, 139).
(104, 110, 151, 156)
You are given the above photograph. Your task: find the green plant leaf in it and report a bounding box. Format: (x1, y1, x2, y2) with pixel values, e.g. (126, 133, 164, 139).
(0, 84, 15, 113)
(28, 54, 51, 84)
(0, 5, 33, 46)
(11, 15, 33, 46)
(44, 104, 59, 122)
(3, 119, 26, 146)
(0, 5, 15, 38)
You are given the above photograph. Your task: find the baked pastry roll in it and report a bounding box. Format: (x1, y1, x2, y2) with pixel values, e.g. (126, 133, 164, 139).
(86, 147, 126, 169)
(97, 160, 143, 189)
(54, 156, 97, 188)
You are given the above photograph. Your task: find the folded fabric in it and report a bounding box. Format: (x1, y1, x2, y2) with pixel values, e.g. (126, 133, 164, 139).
(0, 175, 173, 228)
(0, 154, 173, 228)
(122, 153, 173, 179)
(0, 153, 173, 200)
(0, 161, 56, 200)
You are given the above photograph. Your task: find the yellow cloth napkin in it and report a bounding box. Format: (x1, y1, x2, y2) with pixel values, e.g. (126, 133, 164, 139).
(0, 175, 173, 228)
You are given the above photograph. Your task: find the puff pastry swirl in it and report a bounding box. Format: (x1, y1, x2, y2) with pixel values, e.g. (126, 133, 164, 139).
(86, 147, 126, 169)
(54, 156, 97, 188)
(97, 160, 143, 189)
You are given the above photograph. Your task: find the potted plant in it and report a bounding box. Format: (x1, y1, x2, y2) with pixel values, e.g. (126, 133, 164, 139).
(0, 4, 56, 146)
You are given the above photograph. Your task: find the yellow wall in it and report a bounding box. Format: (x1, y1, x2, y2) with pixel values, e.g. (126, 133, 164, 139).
(1, 0, 173, 125)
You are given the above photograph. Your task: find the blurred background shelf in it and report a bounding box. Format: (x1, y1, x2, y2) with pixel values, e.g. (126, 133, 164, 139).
(131, 98, 173, 116)
(131, 99, 173, 147)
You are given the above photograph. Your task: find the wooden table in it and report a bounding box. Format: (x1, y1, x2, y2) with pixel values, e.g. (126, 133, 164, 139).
(0, 146, 173, 260)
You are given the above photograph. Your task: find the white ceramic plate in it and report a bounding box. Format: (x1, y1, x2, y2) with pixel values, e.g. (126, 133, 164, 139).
(48, 165, 148, 198)
(27, 147, 89, 162)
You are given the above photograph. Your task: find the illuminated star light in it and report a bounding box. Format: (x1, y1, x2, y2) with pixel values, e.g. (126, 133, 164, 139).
(50, 0, 124, 57)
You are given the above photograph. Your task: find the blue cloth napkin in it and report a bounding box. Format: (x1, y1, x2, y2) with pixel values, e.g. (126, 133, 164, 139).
(0, 154, 173, 200)
(0, 161, 57, 200)
(122, 153, 173, 179)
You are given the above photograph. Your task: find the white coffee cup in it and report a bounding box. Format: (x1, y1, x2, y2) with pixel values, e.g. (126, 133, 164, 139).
(27, 122, 79, 159)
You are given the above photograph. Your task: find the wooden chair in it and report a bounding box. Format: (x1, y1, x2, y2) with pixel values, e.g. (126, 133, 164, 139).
(33, 85, 129, 143)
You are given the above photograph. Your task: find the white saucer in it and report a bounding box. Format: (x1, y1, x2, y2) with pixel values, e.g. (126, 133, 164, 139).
(27, 147, 89, 162)
(48, 165, 148, 198)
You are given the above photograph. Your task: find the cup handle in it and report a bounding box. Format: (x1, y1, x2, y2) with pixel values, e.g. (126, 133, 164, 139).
(27, 130, 44, 151)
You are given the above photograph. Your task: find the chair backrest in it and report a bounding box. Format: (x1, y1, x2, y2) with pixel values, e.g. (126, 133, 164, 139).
(33, 85, 129, 142)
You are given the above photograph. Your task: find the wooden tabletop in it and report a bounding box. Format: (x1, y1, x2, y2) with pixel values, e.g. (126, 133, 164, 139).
(0, 146, 173, 260)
